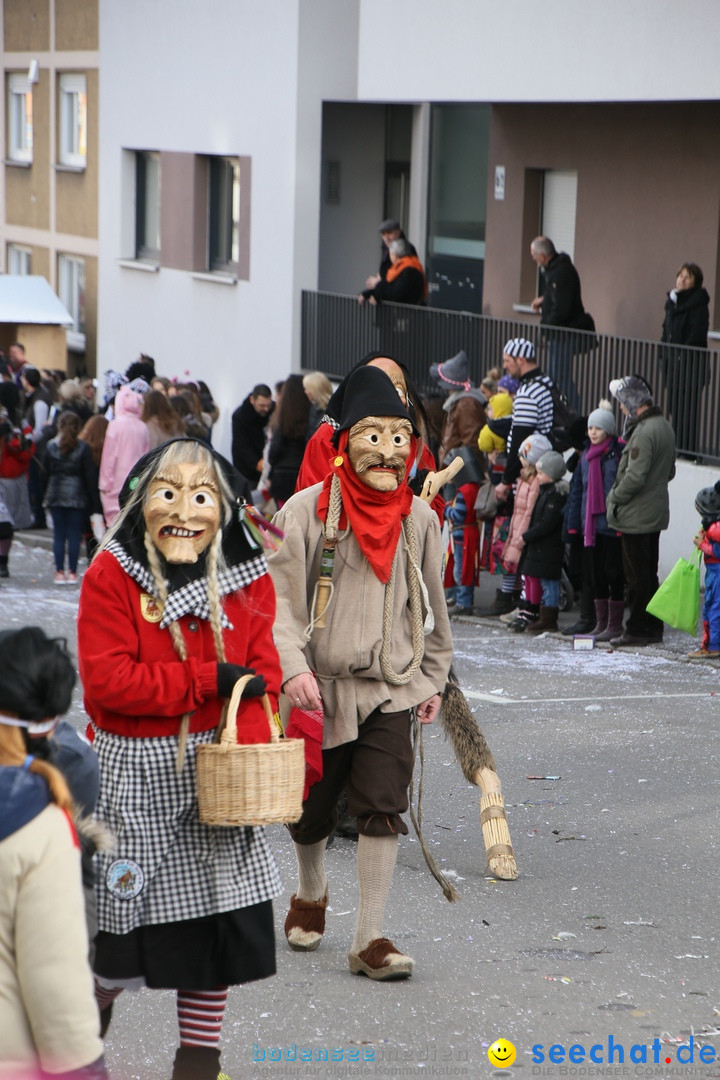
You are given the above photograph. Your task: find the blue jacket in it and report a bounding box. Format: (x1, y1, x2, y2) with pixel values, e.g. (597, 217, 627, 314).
(0, 764, 50, 841)
(565, 437, 623, 541)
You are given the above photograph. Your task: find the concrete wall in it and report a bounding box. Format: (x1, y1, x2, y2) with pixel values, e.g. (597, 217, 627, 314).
(664, 460, 719, 582)
(98, 0, 360, 459)
(318, 103, 386, 296)
(356, 0, 720, 104)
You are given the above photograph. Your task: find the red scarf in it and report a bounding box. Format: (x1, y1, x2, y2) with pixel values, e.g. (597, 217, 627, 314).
(316, 430, 416, 583)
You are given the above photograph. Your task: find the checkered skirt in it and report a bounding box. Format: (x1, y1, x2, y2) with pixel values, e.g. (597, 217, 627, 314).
(92, 727, 282, 935)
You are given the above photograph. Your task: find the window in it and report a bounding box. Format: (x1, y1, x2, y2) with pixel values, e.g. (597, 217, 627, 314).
(7, 244, 32, 274)
(58, 74, 87, 168)
(208, 156, 240, 272)
(8, 74, 33, 163)
(58, 254, 86, 351)
(541, 170, 577, 260)
(136, 151, 160, 260)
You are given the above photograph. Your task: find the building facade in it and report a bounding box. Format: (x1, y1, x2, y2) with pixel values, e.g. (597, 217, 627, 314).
(95, 0, 720, 458)
(1, 0, 98, 374)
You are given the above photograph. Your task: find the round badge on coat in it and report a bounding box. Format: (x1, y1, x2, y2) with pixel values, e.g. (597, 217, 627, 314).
(106, 859, 145, 899)
(140, 593, 164, 622)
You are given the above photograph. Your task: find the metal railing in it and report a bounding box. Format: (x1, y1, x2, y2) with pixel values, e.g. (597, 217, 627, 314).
(301, 290, 720, 464)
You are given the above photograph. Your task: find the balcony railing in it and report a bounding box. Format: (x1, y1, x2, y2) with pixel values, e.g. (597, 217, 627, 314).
(301, 290, 720, 464)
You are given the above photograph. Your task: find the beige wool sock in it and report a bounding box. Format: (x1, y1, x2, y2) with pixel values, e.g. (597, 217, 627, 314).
(294, 838, 328, 901)
(351, 834, 399, 954)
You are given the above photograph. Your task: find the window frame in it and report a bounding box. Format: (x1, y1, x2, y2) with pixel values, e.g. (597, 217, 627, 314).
(7, 244, 32, 274)
(7, 74, 33, 164)
(207, 155, 240, 274)
(58, 253, 86, 352)
(135, 150, 161, 261)
(58, 73, 87, 169)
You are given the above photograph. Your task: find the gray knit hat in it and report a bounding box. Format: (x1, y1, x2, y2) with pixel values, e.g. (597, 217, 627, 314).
(536, 450, 567, 481)
(518, 432, 553, 465)
(587, 400, 616, 435)
(609, 376, 653, 415)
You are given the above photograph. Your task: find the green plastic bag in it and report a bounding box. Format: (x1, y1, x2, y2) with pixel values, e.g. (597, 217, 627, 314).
(645, 548, 701, 635)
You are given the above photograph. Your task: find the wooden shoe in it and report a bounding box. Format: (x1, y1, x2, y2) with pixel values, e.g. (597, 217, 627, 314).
(284, 892, 328, 951)
(348, 937, 414, 980)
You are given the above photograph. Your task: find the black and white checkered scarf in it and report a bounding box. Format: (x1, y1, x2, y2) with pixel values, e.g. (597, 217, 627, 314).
(105, 539, 267, 630)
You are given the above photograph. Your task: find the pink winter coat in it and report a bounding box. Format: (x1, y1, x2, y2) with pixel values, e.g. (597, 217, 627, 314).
(99, 386, 150, 524)
(502, 474, 540, 573)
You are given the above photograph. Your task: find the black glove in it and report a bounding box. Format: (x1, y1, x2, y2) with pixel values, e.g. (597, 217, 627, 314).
(217, 663, 267, 699)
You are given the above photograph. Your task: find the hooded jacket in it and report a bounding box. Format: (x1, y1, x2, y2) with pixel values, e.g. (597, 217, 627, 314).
(98, 385, 150, 525)
(0, 766, 105, 1074)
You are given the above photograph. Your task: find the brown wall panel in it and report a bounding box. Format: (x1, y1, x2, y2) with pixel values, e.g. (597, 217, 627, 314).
(4, 0, 50, 51)
(31, 245, 51, 280)
(81, 252, 97, 375)
(5, 71, 51, 229)
(55, 68, 98, 238)
(159, 152, 204, 271)
(485, 102, 720, 341)
(55, 0, 98, 50)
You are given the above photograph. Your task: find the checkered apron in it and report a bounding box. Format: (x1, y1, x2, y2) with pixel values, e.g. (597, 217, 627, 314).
(92, 727, 282, 934)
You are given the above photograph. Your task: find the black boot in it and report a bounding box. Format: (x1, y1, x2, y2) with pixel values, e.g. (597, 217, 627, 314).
(0, 555, 8, 579)
(171, 1046, 222, 1080)
(526, 605, 559, 634)
(477, 589, 516, 617)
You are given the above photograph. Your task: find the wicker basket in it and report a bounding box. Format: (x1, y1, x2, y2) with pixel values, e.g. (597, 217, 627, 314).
(196, 675, 306, 826)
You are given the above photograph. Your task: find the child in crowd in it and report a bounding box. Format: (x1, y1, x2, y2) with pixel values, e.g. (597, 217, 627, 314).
(520, 451, 569, 634)
(499, 432, 551, 631)
(689, 480, 720, 660)
(444, 455, 484, 615)
(564, 402, 625, 640)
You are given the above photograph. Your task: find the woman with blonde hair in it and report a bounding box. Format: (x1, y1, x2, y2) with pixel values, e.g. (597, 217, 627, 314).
(302, 371, 333, 436)
(0, 626, 107, 1080)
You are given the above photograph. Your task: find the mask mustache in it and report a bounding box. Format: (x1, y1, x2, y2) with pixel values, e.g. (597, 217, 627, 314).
(354, 452, 407, 477)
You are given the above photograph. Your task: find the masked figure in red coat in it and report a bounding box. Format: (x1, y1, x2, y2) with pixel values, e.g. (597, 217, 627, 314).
(77, 437, 282, 1080)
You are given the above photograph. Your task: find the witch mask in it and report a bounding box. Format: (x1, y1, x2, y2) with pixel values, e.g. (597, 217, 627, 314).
(144, 461, 221, 563)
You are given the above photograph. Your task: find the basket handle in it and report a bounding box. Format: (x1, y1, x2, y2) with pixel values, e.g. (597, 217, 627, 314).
(222, 675, 277, 746)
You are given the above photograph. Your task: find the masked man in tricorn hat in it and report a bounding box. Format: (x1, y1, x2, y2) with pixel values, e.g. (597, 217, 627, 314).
(268, 365, 453, 981)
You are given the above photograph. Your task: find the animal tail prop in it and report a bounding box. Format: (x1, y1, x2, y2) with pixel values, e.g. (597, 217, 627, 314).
(440, 678, 518, 881)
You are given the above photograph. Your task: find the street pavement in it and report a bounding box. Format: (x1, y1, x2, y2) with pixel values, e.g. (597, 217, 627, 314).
(2, 535, 719, 1080)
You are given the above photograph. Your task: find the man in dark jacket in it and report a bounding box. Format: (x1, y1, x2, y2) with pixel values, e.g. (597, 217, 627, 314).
(606, 376, 676, 648)
(531, 235, 587, 408)
(231, 383, 274, 488)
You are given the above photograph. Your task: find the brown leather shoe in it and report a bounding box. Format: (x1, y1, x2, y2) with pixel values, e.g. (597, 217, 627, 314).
(348, 937, 414, 980)
(284, 892, 328, 951)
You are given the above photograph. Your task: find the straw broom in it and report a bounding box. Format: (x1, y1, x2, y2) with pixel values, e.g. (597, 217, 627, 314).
(418, 457, 518, 880)
(440, 678, 518, 881)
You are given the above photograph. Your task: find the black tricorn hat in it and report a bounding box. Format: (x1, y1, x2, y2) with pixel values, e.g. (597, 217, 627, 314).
(331, 365, 418, 446)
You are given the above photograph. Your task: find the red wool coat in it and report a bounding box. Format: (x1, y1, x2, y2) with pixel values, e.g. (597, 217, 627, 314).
(77, 550, 281, 743)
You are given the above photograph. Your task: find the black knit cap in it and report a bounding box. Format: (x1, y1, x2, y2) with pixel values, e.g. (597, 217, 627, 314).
(114, 437, 257, 572)
(331, 365, 418, 446)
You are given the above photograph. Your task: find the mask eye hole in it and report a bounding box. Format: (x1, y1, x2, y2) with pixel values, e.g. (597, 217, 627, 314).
(392, 433, 406, 447)
(191, 490, 215, 509)
(368, 432, 380, 445)
(160, 488, 175, 502)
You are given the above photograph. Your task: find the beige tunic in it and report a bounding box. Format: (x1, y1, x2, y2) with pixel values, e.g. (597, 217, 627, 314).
(269, 484, 454, 749)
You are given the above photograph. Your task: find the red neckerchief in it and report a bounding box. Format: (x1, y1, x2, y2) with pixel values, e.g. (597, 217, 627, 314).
(316, 430, 416, 583)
